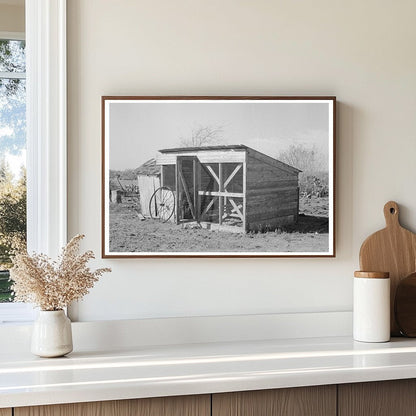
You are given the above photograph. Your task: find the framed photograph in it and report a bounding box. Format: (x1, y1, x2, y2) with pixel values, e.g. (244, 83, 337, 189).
(102, 96, 336, 258)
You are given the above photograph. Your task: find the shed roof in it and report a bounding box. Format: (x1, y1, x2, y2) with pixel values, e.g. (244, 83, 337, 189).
(135, 158, 161, 176)
(158, 145, 248, 153)
(157, 145, 301, 174)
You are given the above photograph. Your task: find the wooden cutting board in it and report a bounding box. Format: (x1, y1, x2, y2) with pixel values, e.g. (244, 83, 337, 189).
(395, 272, 416, 337)
(359, 201, 416, 336)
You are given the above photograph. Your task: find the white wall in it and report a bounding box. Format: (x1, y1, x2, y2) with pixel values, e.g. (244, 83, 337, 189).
(67, 0, 416, 322)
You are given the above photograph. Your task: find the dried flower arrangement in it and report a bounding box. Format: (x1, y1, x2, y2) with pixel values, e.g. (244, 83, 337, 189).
(10, 234, 111, 311)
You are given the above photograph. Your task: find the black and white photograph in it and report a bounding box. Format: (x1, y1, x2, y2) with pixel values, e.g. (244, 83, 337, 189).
(102, 97, 335, 257)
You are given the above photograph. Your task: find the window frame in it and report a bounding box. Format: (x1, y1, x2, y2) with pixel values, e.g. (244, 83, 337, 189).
(0, 0, 67, 323)
(26, 0, 67, 257)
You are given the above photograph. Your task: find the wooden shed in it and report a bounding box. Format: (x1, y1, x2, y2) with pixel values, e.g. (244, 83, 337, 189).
(136, 158, 161, 216)
(155, 145, 301, 232)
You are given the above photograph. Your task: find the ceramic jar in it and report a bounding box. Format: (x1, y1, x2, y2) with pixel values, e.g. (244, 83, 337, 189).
(353, 271, 390, 343)
(31, 310, 73, 357)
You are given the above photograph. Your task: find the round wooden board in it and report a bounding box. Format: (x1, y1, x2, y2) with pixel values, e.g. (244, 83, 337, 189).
(395, 272, 416, 337)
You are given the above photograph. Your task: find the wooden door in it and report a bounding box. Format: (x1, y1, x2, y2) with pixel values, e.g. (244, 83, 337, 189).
(338, 380, 416, 416)
(15, 395, 210, 416)
(212, 386, 336, 416)
(176, 156, 200, 222)
(0, 409, 12, 416)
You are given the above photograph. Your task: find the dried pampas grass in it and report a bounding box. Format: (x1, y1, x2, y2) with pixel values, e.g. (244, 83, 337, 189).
(10, 234, 111, 311)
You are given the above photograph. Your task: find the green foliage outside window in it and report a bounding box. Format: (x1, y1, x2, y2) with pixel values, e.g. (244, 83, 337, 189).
(0, 39, 27, 302)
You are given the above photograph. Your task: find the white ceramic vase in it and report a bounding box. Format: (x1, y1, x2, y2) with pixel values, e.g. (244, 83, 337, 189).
(31, 310, 73, 357)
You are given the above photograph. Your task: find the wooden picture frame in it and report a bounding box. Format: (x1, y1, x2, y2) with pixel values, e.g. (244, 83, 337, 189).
(102, 96, 336, 258)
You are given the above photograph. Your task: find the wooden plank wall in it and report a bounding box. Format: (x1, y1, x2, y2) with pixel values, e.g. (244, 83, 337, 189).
(137, 175, 160, 216)
(245, 155, 299, 231)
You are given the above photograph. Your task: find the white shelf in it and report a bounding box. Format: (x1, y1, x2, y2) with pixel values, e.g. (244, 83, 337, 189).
(2, 335, 416, 408)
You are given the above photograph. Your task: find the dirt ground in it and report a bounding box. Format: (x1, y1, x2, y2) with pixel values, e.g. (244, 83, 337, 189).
(109, 196, 330, 253)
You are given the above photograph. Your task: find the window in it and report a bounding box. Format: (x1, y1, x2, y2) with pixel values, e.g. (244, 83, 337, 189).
(0, 33, 34, 322)
(0, 36, 26, 302)
(0, 1, 67, 324)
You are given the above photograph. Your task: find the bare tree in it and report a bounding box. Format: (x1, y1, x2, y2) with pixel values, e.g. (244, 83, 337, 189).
(279, 144, 328, 198)
(180, 125, 223, 147)
(278, 144, 326, 173)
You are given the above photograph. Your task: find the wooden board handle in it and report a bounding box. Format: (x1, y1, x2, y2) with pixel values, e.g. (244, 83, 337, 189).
(384, 201, 400, 228)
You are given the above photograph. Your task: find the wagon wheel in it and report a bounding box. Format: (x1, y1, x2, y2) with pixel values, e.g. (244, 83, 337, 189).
(149, 186, 175, 222)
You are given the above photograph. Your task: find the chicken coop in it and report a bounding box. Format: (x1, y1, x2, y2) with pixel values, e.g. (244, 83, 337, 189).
(152, 145, 301, 232)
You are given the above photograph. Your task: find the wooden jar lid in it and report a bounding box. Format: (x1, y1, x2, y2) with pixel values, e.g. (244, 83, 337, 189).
(354, 271, 390, 279)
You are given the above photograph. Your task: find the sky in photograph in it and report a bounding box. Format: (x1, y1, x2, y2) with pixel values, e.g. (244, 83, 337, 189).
(108, 100, 330, 171)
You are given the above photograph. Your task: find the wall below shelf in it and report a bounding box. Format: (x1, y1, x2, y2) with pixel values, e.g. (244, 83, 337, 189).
(0, 311, 352, 353)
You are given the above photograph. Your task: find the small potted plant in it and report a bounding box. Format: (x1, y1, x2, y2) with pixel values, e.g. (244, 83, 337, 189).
(10, 234, 111, 357)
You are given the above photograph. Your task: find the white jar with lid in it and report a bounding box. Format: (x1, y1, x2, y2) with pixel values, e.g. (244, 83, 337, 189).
(353, 271, 390, 343)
